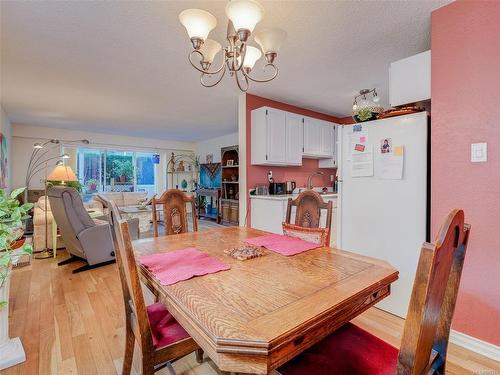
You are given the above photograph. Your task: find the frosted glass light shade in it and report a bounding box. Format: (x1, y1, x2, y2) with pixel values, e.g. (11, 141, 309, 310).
(179, 9, 217, 40)
(243, 45, 262, 69)
(199, 39, 222, 63)
(254, 28, 287, 54)
(225, 0, 264, 32)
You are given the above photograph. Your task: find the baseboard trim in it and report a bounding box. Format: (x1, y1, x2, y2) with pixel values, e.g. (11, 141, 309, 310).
(450, 330, 500, 362)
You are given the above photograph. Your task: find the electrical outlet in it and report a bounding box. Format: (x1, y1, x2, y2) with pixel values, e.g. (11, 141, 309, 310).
(330, 175, 334, 182)
(267, 170, 273, 182)
(471, 143, 487, 162)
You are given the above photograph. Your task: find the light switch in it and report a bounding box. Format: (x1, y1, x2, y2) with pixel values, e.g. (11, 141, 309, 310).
(471, 143, 487, 162)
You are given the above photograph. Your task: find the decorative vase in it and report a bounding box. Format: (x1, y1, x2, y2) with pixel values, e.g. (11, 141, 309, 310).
(0, 270, 26, 370)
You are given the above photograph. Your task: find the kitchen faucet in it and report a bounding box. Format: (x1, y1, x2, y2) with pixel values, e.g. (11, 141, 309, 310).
(306, 171, 324, 190)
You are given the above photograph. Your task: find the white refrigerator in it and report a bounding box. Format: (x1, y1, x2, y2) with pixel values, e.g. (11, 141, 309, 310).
(337, 111, 429, 318)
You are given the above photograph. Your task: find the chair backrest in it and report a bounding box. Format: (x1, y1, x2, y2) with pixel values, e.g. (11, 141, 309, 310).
(285, 190, 333, 245)
(108, 200, 154, 350)
(152, 189, 197, 237)
(397, 209, 471, 374)
(47, 186, 95, 257)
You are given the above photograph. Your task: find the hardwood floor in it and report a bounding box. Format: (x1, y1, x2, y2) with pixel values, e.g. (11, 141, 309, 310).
(3, 250, 499, 375)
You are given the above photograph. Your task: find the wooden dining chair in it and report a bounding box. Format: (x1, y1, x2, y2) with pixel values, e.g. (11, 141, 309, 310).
(152, 189, 197, 237)
(277, 209, 471, 375)
(284, 190, 333, 246)
(108, 201, 203, 375)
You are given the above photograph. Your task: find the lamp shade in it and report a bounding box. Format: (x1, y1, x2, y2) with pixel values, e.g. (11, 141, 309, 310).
(225, 0, 264, 33)
(199, 39, 222, 63)
(254, 28, 287, 54)
(179, 9, 217, 41)
(243, 45, 262, 69)
(48, 165, 77, 182)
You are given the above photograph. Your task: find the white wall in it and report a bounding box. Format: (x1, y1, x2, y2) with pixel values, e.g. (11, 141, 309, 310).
(12, 124, 196, 191)
(195, 132, 238, 164)
(0, 106, 12, 191)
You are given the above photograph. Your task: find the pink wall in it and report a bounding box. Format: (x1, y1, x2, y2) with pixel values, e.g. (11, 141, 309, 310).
(431, 1, 500, 345)
(245, 94, 344, 226)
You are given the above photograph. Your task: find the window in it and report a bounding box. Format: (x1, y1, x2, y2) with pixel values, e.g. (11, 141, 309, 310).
(66, 147, 158, 199)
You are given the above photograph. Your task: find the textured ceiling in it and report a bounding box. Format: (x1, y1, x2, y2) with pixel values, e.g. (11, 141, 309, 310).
(0, 0, 450, 141)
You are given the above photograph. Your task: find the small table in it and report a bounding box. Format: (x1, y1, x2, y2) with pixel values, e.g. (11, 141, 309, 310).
(120, 205, 162, 233)
(135, 227, 399, 374)
(197, 188, 221, 223)
(52, 209, 103, 258)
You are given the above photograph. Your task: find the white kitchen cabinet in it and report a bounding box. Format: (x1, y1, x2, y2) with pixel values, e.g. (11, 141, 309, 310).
(389, 50, 431, 107)
(319, 125, 337, 168)
(285, 112, 303, 166)
(251, 107, 303, 166)
(250, 197, 288, 234)
(303, 117, 336, 159)
(303, 117, 322, 157)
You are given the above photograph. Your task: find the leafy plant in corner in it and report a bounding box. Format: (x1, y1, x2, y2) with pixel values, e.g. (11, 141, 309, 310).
(0, 187, 33, 309)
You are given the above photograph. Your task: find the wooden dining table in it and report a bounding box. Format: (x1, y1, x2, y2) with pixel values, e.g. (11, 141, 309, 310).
(133, 227, 399, 375)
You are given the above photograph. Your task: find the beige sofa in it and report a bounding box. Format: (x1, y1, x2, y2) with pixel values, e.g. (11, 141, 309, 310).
(91, 192, 149, 212)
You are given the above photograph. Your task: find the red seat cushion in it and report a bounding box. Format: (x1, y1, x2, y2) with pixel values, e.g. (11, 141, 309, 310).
(278, 323, 398, 375)
(146, 303, 190, 349)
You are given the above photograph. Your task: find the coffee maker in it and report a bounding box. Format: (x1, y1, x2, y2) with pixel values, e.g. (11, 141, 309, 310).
(285, 181, 296, 194)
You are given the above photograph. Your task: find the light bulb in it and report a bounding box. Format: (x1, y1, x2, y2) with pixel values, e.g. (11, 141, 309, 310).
(225, 0, 263, 33)
(373, 95, 380, 103)
(179, 9, 217, 41)
(199, 39, 222, 63)
(62, 154, 70, 159)
(254, 28, 287, 54)
(243, 45, 262, 70)
(33, 142, 43, 149)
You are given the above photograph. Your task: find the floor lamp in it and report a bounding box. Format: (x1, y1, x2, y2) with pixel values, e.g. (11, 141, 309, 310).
(33, 162, 78, 259)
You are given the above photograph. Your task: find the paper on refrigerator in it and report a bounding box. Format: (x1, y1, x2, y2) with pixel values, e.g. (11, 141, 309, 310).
(351, 143, 374, 178)
(380, 146, 404, 179)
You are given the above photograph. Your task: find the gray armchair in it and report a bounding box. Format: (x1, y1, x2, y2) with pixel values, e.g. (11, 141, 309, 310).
(47, 186, 115, 273)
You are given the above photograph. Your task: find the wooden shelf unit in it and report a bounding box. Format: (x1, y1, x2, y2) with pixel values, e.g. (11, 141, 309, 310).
(221, 145, 239, 225)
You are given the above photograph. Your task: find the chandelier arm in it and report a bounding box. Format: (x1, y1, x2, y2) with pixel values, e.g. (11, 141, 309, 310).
(200, 64, 227, 88)
(188, 50, 226, 75)
(242, 63, 279, 83)
(235, 43, 246, 71)
(234, 70, 249, 92)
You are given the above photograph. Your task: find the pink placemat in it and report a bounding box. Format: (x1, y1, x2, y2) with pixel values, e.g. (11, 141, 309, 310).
(139, 248, 230, 286)
(245, 234, 320, 256)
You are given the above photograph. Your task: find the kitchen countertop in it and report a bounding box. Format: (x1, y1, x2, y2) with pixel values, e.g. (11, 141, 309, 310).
(250, 193, 338, 200)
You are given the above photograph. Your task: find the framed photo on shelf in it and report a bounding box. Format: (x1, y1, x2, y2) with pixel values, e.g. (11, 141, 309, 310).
(226, 160, 234, 166)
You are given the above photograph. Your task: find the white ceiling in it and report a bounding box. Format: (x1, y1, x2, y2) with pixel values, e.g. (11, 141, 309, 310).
(0, 1, 449, 141)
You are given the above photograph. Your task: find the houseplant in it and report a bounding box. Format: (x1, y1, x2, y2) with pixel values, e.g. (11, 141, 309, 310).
(0, 187, 33, 370)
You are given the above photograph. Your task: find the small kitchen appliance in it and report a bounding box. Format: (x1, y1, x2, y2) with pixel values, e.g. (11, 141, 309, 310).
(285, 181, 296, 194)
(269, 182, 286, 195)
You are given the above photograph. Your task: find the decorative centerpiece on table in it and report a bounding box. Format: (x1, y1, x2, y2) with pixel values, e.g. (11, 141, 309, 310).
(352, 88, 384, 122)
(0, 187, 33, 370)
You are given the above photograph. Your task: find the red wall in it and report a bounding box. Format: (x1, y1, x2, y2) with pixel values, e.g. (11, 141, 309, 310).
(431, 1, 500, 345)
(245, 94, 343, 191)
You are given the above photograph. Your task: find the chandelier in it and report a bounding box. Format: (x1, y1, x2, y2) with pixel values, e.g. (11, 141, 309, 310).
(179, 0, 286, 91)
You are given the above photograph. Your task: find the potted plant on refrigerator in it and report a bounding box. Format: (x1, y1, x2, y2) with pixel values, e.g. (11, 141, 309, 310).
(0, 187, 33, 370)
